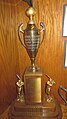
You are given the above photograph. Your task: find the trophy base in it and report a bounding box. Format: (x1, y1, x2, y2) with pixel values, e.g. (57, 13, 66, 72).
(8, 99, 62, 119)
(24, 67, 43, 104)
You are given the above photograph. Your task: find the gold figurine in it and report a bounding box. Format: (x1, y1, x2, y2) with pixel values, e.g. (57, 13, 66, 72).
(16, 74, 24, 102)
(45, 75, 55, 102)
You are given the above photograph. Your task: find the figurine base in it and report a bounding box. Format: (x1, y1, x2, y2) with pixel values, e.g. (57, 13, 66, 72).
(8, 99, 62, 119)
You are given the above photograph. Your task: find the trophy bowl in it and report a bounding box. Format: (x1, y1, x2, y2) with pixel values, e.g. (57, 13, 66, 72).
(18, 7, 45, 72)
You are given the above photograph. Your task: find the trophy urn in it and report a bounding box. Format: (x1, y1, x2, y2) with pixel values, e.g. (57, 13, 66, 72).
(8, 6, 62, 119)
(18, 6, 45, 72)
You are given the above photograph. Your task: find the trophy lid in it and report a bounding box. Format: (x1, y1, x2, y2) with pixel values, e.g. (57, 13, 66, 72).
(26, 7, 36, 24)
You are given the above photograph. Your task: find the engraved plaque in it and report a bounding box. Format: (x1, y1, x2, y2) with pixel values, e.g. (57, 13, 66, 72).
(24, 68, 43, 104)
(25, 77, 41, 103)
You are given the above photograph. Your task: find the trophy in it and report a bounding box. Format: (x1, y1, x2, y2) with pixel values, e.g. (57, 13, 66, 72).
(18, 7, 45, 104)
(8, 6, 62, 119)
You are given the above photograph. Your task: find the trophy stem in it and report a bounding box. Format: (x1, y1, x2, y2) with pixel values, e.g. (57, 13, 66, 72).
(31, 57, 35, 72)
(27, 57, 39, 72)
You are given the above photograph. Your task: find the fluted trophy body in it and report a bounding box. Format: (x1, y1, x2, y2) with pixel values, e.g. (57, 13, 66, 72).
(24, 24, 40, 71)
(18, 7, 45, 72)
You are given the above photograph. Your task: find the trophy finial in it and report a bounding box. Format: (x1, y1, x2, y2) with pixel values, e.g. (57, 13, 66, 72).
(26, 7, 36, 24)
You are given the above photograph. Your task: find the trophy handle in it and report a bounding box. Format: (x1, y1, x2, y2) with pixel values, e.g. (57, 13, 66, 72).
(18, 23, 26, 48)
(58, 85, 67, 104)
(39, 22, 45, 48)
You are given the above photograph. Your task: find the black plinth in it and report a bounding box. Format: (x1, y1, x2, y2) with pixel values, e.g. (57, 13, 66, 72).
(8, 99, 62, 119)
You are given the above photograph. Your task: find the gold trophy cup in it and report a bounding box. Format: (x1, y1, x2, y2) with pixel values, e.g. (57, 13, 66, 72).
(18, 7, 45, 72)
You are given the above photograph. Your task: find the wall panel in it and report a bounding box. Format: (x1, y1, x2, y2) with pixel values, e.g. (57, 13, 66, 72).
(0, 1, 28, 114)
(15, 2, 29, 77)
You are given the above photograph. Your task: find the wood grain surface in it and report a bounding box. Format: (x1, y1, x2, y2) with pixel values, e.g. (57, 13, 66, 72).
(0, 0, 67, 115)
(0, 1, 28, 114)
(0, 0, 20, 5)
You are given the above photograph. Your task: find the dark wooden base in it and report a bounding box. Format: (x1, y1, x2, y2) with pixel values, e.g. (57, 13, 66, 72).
(8, 99, 62, 119)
